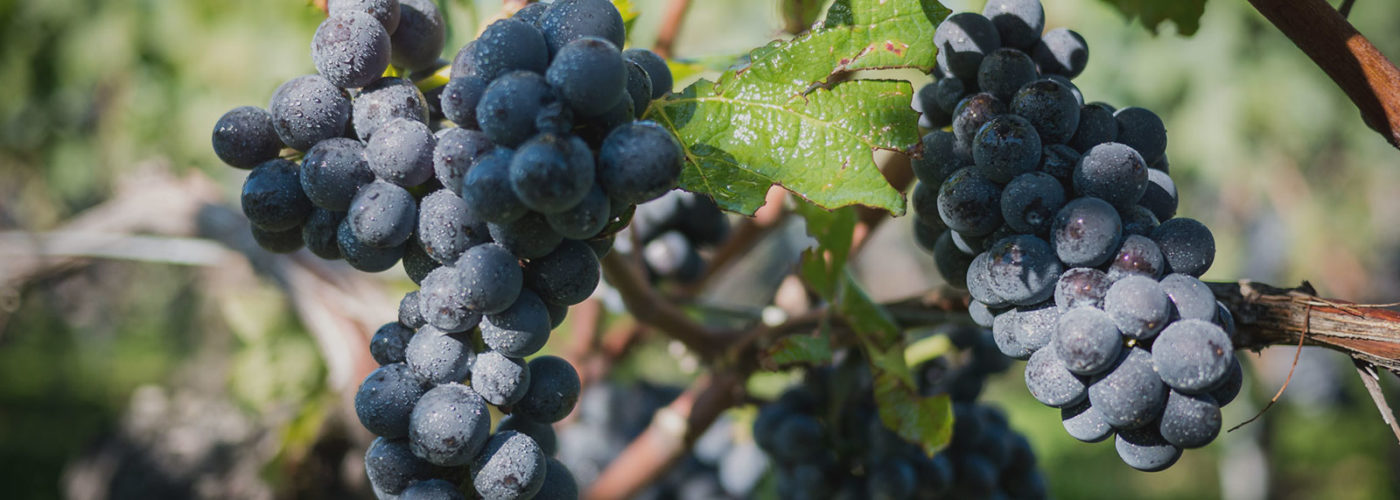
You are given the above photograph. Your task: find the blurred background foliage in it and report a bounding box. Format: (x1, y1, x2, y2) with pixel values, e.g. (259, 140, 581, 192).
(0, 0, 1398, 498)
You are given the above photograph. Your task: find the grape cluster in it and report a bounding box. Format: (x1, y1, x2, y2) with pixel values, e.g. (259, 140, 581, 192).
(615, 190, 731, 284)
(753, 335, 1045, 500)
(910, 0, 1241, 471)
(211, 0, 685, 497)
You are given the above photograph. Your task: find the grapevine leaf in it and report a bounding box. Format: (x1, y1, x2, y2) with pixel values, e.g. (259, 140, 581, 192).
(1098, 0, 1208, 36)
(763, 333, 836, 369)
(796, 201, 858, 298)
(872, 353, 954, 456)
(644, 0, 949, 215)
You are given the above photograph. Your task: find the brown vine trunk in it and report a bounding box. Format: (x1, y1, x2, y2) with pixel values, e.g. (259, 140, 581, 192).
(1211, 280, 1400, 373)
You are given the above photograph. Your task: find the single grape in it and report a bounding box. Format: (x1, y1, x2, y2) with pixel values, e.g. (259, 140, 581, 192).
(516, 356, 582, 424)
(1061, 400, 1113, 443)
(1054, 307, 1123, 376)
(1159, 390, 1220, 449)
(399, 290, 426, 329)
(1153, 319, 1234, 393)
(933, 12, 1002, 80)
(1151, 218, 1216, 277)
(455, 243, 524, 314)
(952, 93, 1006, 149)
(982, 0, 1044, 50)
(992, 302, 1056, 360)
(311, 11, 392, 89)
(912, 130, 966, 186)
(866, 457, 917, 500)
(348, 180, 417, 248)
(450, 40, 480, 79)
(389, 0, 446, 72)
(544, 301, 568, 329)
(1068, 102, 1118, 153)
(242, 159, 313, 231)
(510, 133, 594, 214)
(511, 1, 549, 24)
(471, 351, 531, 406)
(409, 383, 492, 466)
(463, 147, 530, 224)
(488, 212, 563, 259)
(931, 77, 969, 117)
(1031, 28, 1088, 78)
(1087, 347, 1167, 429)
(1051, 197, 1122, 267)
(973, 114, 1042, 183)
(1001, 172, 1066, 235)
(1024, 344, 1088, 407)
(966, 251, 1009, 308)
(1156, 274, 1214, 322)
(471, 18, 548, 80)
(355, 362, 428, 438)
(301, 137, 373, 211)
(405, 325, 476, 384)
(623, 60, 654, 119)
(370, 322, 415, 365)
(400, 479, 465, 500)
(440, 75, 488, 129)
(366, 118, 435, 187)
(1217, 301, 1237, 340)
(986, 235, 1062, 306)
(427, 129, 489, 198)
(212, 106, 283, 168)
(977, 48, 1038, 102)
(597, 122, 684, 205)
(643, 230, 704, 282)
(538, 0, 626, 55)
(1106, 234, 1166, 281)
(547, 184, 611, 240)
(525, 239, 601, 306)
(1054, 267, 1110, 310)
(364, 437, 443, 496)
(302, 208, 346, 259)
(337, 217, 406, 272)
(1012, 78, 1082, 144)
(1074, 142, 1148, 209)
(534, 458, 578, 499)
(353, 77, 430, 142)
(476, 71, 557, 147)
(416, 189, 488, 264)
(419, 266, 482, 333)
(547, 37, 627, 117)
(1113, 107, 1168, 166)
(481, 289, 552, 358)
(1103, 275, 1172, 340)
(937, 167, 1004, 237)
(1115, 425, 1181, 472)
(250, 224, 304, 253)
(624, 48, 673, 98)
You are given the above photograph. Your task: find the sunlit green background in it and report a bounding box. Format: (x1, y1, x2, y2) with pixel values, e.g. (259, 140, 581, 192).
(1, 0, 1398, 498)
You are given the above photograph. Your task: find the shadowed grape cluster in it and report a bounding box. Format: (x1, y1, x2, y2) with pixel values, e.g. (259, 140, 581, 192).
(210, 0, 688, 497)
(911, 0, 1240, 472)
(753, 337, 1045, 499)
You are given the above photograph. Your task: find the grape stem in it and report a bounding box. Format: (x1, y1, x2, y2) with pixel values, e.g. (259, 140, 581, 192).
(1249, 0, 1400, 149)
(1210, 280, 1400, 374)
(1353, 359, 1400, 444)
(652, 0, 693, 59)
(599, 250, 740, 359)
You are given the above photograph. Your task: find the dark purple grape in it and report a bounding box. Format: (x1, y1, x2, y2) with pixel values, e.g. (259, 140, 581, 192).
(409, 383, 491, 466)
(973, 114, 1042, 183)
(471, 18, 548, 80)
(1012, 78, 1082, 144)
(1024, 343, 1088, 407)
(418, 266, 481, 333)
(1114, 106, 1168, 165)
(986, 235, 1062, 306)
(433, 128, 494, 197)
(353, 77, 429, 142)
(470, 351, 531, 406)
(1140, 168, 1178, 222)
(250, 224, 304, 253)
(933, 231, 974, 288)
(312, 12, 392, 89)
(937, 167, 1003, 237)
(456, 243, 524, 315)
(327, 0, 401, 34)
(538, 0, 626, 55)
(301, 137, 372, 211)
(624, 48, 672, 98)
(1160, 273, 1217, 321)
(1151, 217, 1215, 277)
(1038, 143, 1080, 183)
(355, 362, 427, 438)
(510, 133, 594, 214)
(1068, 103, 1118, 153)
(1115, 425, 1181, 472)
(933, 77, 968, 115)
(303, 208, 346, 259)
(417, 189, 489, 264)
(1055, 307, 1123, 376)
(933, 12, 1002, 80)
(212, 106, 283, 168)
(1087, 347, 1167, 429)
(366, 118, 435, 187)
(911, 130, 966, 185)
(1104, 275, 1173, 340)
(1074, 142, 1148, 209)
(1120, 204, 1160, 237)
(547, 36, 627, 117)
(337, 217, 405, 272)
(1054, 267, 1111, 310)
(982, 0, 1044, 50)
(952, 93, 1006, 149)
(1000, 172, 1066, 235)
(977, 48, 1038, 102)
(1051, 197, 1122, 267)
(242, 158, 313, 231)
(1159, 390, 1221, 449)
(440, 75, 488, 129)
(463, 147, 529, 224)
(1208, 358, 1243, 405)
(1061, 400, 1113, 443)
(476, 71, 557, 147)
(370, 322, 414, 365)
(1152, 319, 1234, 393)
(389, 0, 445, 72)
(1106, 234, 1166, 281)
(405, 325, 475, 384)
(1031, 28, 1088, 79)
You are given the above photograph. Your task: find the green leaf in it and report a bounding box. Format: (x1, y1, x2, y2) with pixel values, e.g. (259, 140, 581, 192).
(644, 0, 949, 215)
(1098, 0, 1208, 36)
(872, 354, 954, 455)
(796, 201, 858, 298)
(763, 333, 836, 368)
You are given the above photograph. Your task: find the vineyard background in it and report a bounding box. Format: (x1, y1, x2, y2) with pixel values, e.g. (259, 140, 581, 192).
(1, 0, 1399, 498)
